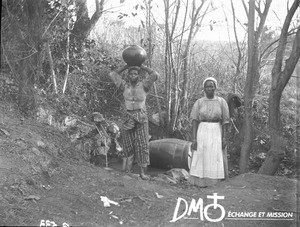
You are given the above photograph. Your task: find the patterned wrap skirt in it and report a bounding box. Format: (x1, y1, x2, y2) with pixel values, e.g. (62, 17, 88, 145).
(121, 109, 150, 168)
(190, 122, 225, 179)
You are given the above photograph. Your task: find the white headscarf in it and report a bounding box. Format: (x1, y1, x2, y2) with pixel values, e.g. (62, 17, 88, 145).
(203, 77, 217, 88)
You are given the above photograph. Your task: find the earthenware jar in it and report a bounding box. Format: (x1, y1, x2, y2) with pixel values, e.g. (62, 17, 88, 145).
(122, 45, 147, 66)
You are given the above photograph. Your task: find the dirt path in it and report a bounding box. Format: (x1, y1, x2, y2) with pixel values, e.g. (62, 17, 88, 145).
(0, 153, 13, 185)
(0, 151, 297, 227)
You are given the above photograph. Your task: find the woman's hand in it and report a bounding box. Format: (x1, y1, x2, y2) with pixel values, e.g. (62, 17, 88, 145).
(116, 65, 129, 74)
(222, 138, 227, 149)
(140, 65, 155, 74)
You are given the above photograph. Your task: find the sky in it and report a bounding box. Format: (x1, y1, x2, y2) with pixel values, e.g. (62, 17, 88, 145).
(87, 0, 299, 42)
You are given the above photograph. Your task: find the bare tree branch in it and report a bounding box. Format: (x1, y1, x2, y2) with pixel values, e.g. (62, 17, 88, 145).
(230, 0, 241, 56)
(46, 42, 58, 94)
(242, 0, 249, 19)
(255, 5, 262, 17)
(255, 0, 272, 40)
(260, 30, 297, 64)
(280, 26, 300, 88)
(170, 0, 180, 39)
(272, 0, 299, 79)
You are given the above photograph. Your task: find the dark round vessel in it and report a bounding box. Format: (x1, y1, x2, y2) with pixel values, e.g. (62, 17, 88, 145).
(122, 45, 147, 66)
(149, 138, 192, 171)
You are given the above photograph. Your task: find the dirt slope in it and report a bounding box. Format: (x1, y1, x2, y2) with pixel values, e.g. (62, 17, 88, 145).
(0, 101, 298, 227)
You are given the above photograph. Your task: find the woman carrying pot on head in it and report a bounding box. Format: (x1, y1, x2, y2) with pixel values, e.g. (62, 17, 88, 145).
(109, 64, 158, 180)
(189, 77, 230, 187)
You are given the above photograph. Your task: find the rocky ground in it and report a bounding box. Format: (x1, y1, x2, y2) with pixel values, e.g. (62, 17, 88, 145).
(0, 101, 298, 227)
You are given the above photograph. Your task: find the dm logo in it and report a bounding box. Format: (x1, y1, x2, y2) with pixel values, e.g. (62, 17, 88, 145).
(170, 193, 225, 223)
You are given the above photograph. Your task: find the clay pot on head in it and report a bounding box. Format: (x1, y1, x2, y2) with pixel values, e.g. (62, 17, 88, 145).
(122, 45, 147, 66)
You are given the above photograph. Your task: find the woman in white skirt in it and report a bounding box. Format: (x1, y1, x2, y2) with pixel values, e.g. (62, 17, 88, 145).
(189, 77, 230, 187)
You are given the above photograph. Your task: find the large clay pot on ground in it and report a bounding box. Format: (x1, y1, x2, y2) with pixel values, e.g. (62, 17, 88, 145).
(149, 138, 192, 171)
(122, 45, 147, 66)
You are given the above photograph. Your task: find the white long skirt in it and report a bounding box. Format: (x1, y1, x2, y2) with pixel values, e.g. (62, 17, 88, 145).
(190, 122, 225, 179)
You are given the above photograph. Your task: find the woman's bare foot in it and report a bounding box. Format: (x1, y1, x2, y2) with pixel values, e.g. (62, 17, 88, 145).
(140, 167, 150, 180)
(126, 155, 134, 172)
(122, 157, 127, 171)
(140, 173, 150, 180)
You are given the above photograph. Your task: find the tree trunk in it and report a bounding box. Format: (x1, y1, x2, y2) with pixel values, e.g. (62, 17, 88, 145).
(163, 0, 172, 132)
(179, 0, 205, 115)
(239, 0, 255, 173)
(230, 0, 243, 94)
(70, 0, 104, 48)
(258, 85, 285, 175)
(163, 0, 209, 134)
(18, 60, 36, 116)
(239, 0, 272, 173)
(239, 101, 254, 173)
(145, 1, 162, 126)
(259, 1, 300, 174)
(18, 0, 44, 116)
